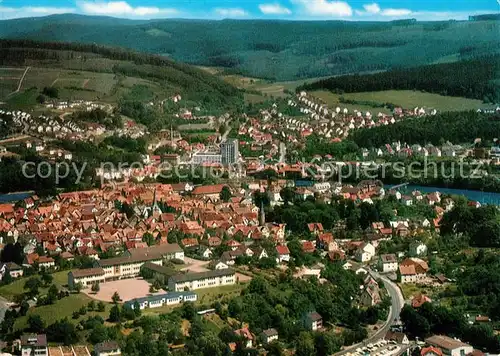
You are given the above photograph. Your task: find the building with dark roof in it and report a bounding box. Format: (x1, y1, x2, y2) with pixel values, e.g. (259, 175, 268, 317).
(90, 243, 183, 281)
(168, 268, 235, 291)
(303, 311, 323, 331)
(261, 328, 279, 344)
(0, 261, 23, 279)
(21, 334, 48, 356)
(94, 340, 121, 356)
(68, 267, 105, 289)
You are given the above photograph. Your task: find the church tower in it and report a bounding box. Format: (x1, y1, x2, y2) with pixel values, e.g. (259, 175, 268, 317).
(151, 188, 162, 214)
(259, 200, 266, 227)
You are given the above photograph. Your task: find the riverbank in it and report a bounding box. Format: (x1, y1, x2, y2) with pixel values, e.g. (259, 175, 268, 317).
(386, 185, 500, 205)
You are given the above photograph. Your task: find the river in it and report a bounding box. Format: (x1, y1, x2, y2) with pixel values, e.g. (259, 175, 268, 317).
(386, 185, 500, 206)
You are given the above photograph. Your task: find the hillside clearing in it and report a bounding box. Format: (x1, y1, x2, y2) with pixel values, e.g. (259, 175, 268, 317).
(310, 90, 493, 113)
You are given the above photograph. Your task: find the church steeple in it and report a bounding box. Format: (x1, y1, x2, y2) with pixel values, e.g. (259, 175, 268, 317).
(259, 200, 266, 227)
(152, 188, 162, 214)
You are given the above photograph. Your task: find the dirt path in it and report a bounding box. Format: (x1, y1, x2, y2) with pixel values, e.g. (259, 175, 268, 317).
(82, 79, 90, 88)
(14, 66, 30, 93)
(0, 134, 31, 145)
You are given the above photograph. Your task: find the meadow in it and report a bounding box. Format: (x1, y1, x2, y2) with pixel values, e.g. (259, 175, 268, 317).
(0, 271, 111, 329)
(310, 90, 493, 113)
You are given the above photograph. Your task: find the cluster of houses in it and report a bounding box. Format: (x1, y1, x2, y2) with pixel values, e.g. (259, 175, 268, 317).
(0, 109, 84, 138)
(363, 141, 467, 159)
(44, 100, 112, 112)
(0, 178, 489, 354)
(0, 178, 453, 285)
(291, 91, 437, 141)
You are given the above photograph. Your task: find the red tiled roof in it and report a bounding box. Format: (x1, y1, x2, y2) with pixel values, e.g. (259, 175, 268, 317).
(276, 245, 290, 255)
(192, 184, 226, 196)
(421, 346, 443, 356)
(302, 241, 315, 253)
(412, 294, 432, 308)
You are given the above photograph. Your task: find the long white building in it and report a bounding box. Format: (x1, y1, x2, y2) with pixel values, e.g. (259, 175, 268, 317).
(168, 268, 236, 292)
(124, 291, 197, 310)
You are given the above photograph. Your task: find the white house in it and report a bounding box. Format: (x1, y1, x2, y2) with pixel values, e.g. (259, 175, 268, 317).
(409, 241, 427, 257)
(378, 254, 398, 273)
(200, 246, 213, 259)
(214, 261, 229, 270)
(425, 335, 473, 356)
(94, 341, 122, 356)
(21, 334, 48, 356)
(355, 242, 375, 263)
(356, 249, 372, 263)
(261, 329, 279, 344)
(276, 245, 290, 263)
(303, 312, 323, 331)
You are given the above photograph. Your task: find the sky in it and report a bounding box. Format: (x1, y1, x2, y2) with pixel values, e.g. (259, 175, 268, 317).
(0, 0, 498, 21)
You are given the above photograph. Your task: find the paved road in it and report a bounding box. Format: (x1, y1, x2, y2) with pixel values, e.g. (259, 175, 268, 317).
(221, 119, 232, 142)
(335, 271, 404, 355)
(0, 296, 13, 323)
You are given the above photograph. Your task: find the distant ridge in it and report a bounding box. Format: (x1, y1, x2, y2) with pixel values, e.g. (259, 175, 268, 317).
(0, 14, 498, 80)
(469, 14, 500, 21)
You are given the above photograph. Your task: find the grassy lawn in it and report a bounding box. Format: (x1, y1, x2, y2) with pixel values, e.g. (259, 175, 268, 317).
(14, 293, 111, 330)
(311, 89, 491, 112)
(0, 271, 71, 300)
(311, 90, 392, 114)
(177, 123, 213, 131)
(0, 271, 112, 330)
(244, 92, 267, 104)
(5, 88, 40, 110)
(398, 282, 449, 300)
(195, 283, 246, 305)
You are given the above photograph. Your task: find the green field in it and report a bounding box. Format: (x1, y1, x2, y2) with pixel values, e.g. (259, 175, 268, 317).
(0, 67, 24, 98)
(20, 67, 118, 101)
(222, 74, 289, 99)
(14, 293, 111, 331)
(195, 283, 246, 305)
(0, 271, 71, 300)
(0, 271, 111, 329)
(310, 90, 492, 113)
(4, 88, 40, 110)
(310, 90, 391, 114)
(243, 93, 267, 104)
(0, 65, 174, 107)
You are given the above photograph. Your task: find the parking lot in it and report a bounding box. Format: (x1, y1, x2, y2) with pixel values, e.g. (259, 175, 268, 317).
(344, 339, 402, 356)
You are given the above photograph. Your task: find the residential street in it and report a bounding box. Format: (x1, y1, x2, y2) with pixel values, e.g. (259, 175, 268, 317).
(0, 295, 13, 324)
(335, 271, 404, 355)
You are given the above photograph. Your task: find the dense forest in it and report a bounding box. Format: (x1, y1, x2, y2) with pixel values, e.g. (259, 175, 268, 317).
(298, 56, 500, 102)
(350, 111, 500, 147)
(0, 39, 243, 109)
(440, 204, 500, 247)
(0, 15, 498, 80)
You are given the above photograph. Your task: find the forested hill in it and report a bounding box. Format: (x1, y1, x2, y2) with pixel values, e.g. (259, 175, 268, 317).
(0, 39, 242, 109)
(298, 56, 500, 103)
(349, 111, 500, 148)
(0, 14, 499, 80)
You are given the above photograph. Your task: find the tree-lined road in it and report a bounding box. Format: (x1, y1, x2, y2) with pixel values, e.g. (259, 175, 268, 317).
(335, 271, 404, 355)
